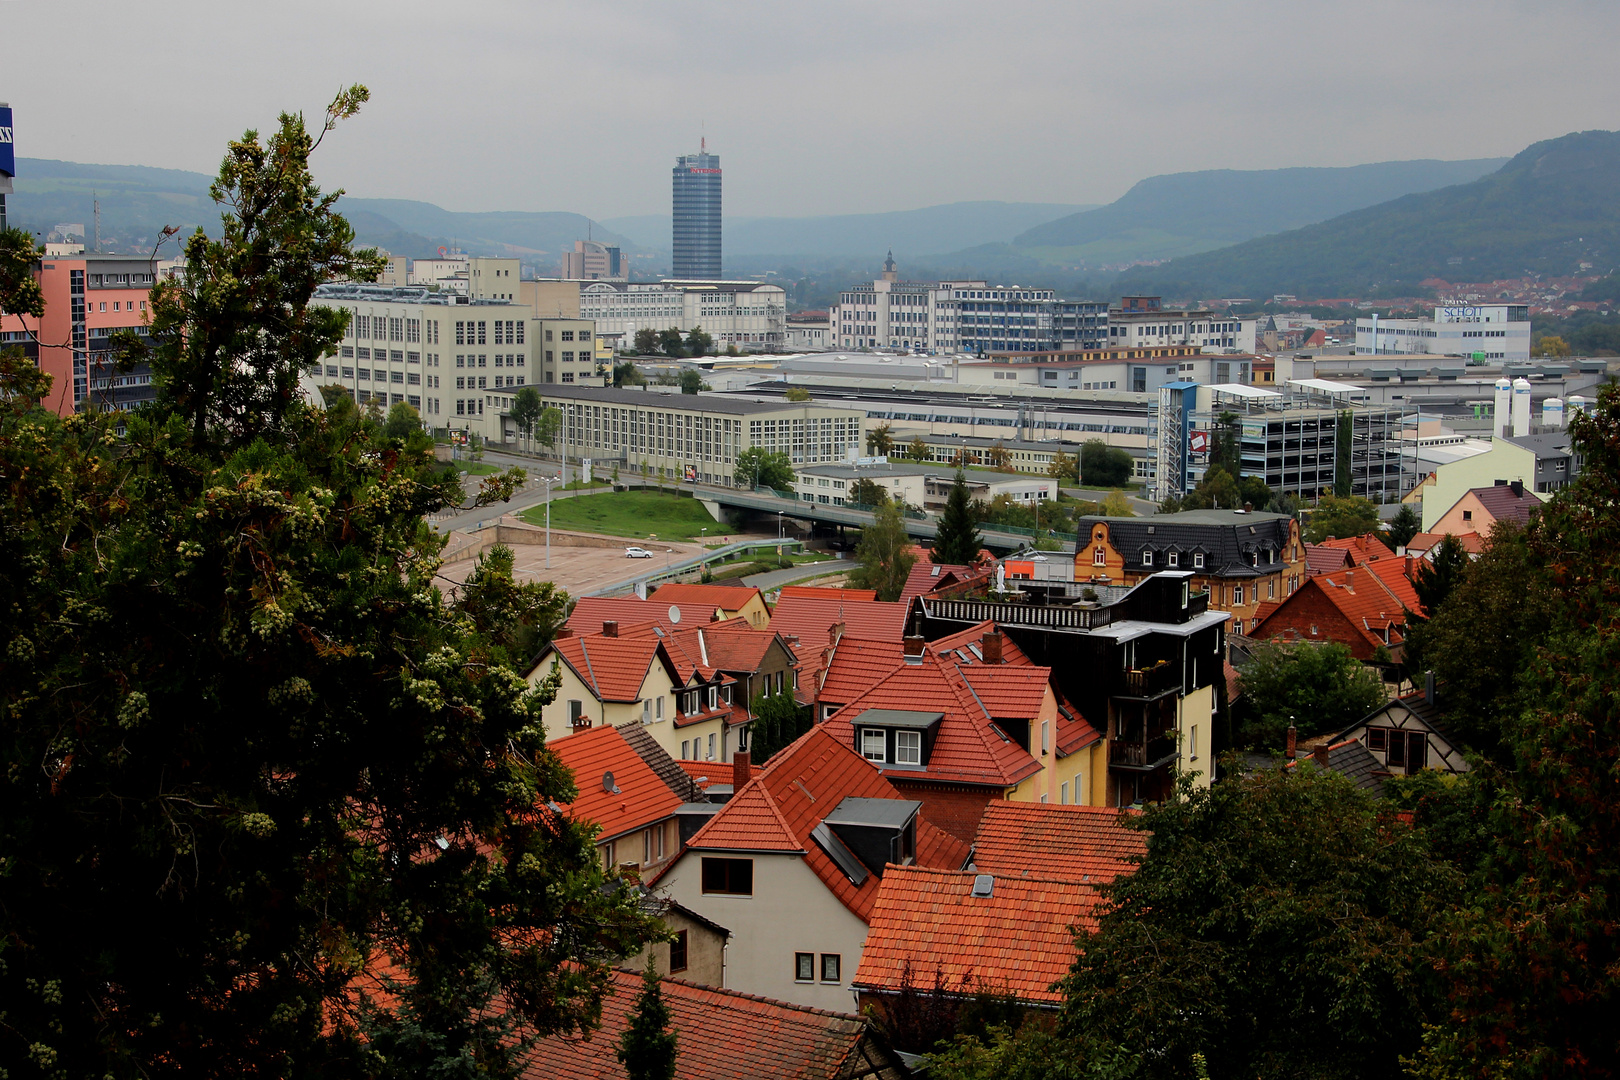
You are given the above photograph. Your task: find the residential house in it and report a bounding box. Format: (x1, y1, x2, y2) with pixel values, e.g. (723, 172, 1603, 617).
(1334, 687, 1471, 776)
(1403, 531, 1486, 561)
(1252, 559, 1422, 662)
(524, 967, 911, 1080)
(1430, 481, 1542, 538)
(652, 581, 773, 629)
(1419, 433, 1575, 531)
(618, 899, 731, 987)
(811, 620, 1034, 722)
(915, 571, 1228, 807)
(852, 866, 1099, 1017)
(548, 724, 684, 877)
(968, 801, 1145, 882)
(769, 590, 911, 697)
(652, 728, 970, 1011)
(1074, 509, 1305, 635)
(1280, 737, 1391, 796)
(566, 594, 679, 635)
(1306, 533, 1392, 574)
(659, 619, 801, 761)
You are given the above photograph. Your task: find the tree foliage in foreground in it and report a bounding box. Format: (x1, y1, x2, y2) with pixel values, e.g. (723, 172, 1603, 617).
(617, 961, 678, 1080)
(1059, 765, 1461, 1080)
(1234, 640, 1386, 749)
(849, 500, 917, 603)
(0, 91, 655, 1079)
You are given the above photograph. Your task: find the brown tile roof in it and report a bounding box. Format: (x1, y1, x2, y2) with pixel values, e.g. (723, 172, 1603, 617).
(548, 726, 683, 844)
(652, 581, 765, 615)
(1466, 484, 1541, 526)
(525, 968, 904, 1080)
(619, 723, 706, 803)
(970, 802, 1145, 883)
(898, 560, 978, 603)
(1304, 544, 1355, 576)
(680, 728, 970, 920)
(851, 866, 1100, 1006)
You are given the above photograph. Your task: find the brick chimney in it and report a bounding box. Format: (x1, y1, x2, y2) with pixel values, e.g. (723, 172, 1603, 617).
(732, 751, 751, 792)
(1343, 570, 1354, 591)
(1313, 741, 1331, 770)
(602, 620, 619, 637)
(1286, 724, 1297, 761)
(903, 635, 926, 657)
(981, 630, 1004, 664)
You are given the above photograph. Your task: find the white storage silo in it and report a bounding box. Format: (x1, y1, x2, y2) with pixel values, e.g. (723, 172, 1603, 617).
(1511, 377, 1533, 436)
(1543, 397, 1565, 428)
(1492, 378, 1512, 438)
(1569, 394, 1590, 417)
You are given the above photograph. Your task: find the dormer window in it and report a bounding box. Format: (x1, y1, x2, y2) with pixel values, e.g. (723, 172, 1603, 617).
(708, 686, 719, 710)
(1142, 550, 1154, 567)
(1167, 551, 1179, 568)
(896, 731, 922, 765)
(1193, 552, 1205, 569)
(861, 729, 886, 762)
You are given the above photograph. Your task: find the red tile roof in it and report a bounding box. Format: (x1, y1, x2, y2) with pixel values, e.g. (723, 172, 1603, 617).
(1304, 544, 1355, 576)
(1314, 533, 1392, 561)
(823, 652, 1045, 789)
(815, 637, 905, 708)
(663, 619, 783, 679)
(549, 726, 683, 843)
(970, 802, 1146, 883)
(566, 595, 676, 635)
(674, 759, 760, 793)
(898, 560, 974, 603)
(1254, 561, 1419, 652)
(927, 622, 1033, 667)
(652, 581, 765, 616)
(778, 586, 877, 602)
(851, 866, 1099, 1006)
(1406, 531, 1487, 558)
(681, 728, 970, 920)
(541, 628, 677, 703)
(768, 593, 910, 654)
(525, 968, 893, 1080)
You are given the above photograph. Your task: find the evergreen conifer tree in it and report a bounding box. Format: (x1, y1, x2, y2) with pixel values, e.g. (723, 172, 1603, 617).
(617, 960, 678, 1080)
(933, 470, 982, 565)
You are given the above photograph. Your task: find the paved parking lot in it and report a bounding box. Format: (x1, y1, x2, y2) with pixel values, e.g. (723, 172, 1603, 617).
(434, 532, 709, 599)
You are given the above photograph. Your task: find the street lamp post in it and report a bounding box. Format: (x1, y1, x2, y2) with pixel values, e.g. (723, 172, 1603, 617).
(778, 512, 784, 541)
(541, 475, 560, 569)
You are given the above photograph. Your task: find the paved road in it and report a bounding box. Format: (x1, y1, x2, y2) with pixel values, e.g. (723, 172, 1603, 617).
(742, 559, 852, 591)
(431, 450, 597, 534)
(1060, 486, 1160, 516)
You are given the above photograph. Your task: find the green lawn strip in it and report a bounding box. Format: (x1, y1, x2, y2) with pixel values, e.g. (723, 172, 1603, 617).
(516, 491, 721, 541)
(455, 461, 500, 475)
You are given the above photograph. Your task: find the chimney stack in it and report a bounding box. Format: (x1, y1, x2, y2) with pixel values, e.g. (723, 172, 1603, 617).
(903, 635, 926, 658)
(1286, 724, 1297, 760)
(981, 630, 1004, 664)
(1425, 670, 1436, 706)
(1510, 479, 1524, 499)
(1313, 741, 1331, 770)
(602, 620, 619, 637)
(732, 751, 751, 792)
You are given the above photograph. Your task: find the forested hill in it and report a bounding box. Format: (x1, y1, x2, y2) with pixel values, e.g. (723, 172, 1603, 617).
(1012, 157, 1506, 265)
(1115, 129, 1620, 300)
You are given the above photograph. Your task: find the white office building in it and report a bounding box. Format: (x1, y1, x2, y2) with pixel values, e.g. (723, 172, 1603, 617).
(580, 280, 788, 349)
(1354, 304, 1531, 363)
(1106, 296, 1256, 354)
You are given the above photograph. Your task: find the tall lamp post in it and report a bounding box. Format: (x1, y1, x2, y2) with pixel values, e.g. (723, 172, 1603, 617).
(540, 474, 561, 569)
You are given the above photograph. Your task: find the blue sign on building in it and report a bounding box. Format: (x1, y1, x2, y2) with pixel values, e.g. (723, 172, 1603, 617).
(0, 106, 14, 178)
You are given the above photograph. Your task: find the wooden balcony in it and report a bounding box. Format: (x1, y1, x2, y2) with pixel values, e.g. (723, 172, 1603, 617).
(1116, 662, 1180, 699)
(1109, 734, 1177, 772)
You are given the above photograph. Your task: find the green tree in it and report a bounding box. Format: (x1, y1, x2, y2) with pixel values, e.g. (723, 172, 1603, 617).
(1235, 641, 1387, 748)
(850, 500, 917, 602)
(748, 689, 813, 765)
(907, 436, 930, 461)
(383, 400, 422, 440)
(866, 421, 895, 456)
(1414, 382, 1620, 1078)
(1059, 766, 1462, 1080)
(0, 92, 656, 1079)
(0, 226, 45, 329)
(849, 477, 891, 507)
(633, 328, 660, 355)
(617, 960, 677, 1080)
(783, 386, 811, 402)
(531, 406, 562, 449)
(1303, 494, 1381, 543)
(1532, 334, 1571, 357)
(678, 368, 704, 395)
(1080, 439, 1134, 487)
(1388, 502, 1422, 548)
(933, 470, 983, 565)
(658, 328, 685, 358)
(1099, 490, 1133, 517)
(1210, 409, 1241, 476)
(733, 446, 794, 491)
(1046, 450, 1076, 482)
(1411, 533, 1470, 616)
(510, 385, 543, 442)
(684, 325, 712, 357)
(614, 361, 647, 388)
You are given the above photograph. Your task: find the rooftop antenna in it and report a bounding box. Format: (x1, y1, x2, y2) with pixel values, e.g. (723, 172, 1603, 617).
(93, 192, 101, 253)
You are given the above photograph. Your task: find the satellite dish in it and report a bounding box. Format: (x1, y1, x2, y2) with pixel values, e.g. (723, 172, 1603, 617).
(601, 770, 616, 793)
(668, 605, 682, 624)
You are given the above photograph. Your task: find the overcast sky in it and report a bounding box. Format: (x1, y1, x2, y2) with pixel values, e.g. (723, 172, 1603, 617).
(8, 0, 1619, 220)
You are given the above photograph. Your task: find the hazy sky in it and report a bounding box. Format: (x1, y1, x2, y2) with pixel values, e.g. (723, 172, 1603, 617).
(8, 0, 1620, 219)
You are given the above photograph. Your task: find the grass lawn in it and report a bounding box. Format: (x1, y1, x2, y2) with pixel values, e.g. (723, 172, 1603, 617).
(455, 461, 500, 475)
(517, 490, 721, 541)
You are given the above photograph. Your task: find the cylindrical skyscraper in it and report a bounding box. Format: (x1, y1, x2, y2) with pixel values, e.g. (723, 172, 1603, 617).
(672, 141, 721, 279)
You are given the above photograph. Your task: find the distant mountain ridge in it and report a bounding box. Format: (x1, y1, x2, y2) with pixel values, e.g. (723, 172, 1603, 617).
(1116, 130, 1620, 299)
(602, 201, 1097, 260)
(1008, 158, 1508, 266)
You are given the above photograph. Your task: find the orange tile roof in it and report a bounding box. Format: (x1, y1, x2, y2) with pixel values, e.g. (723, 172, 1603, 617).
(549, 725, 683, 843)
(652, 581, 765, 615)
(1363, 556, 1422, 615)
(674, 759, 761, 793)
(927, 621, 1033, 667)
(958, 665, 1050, 719)
(526, 968, 888, 1080)
(541, 630, 677, 703)
(815, 637, 905, 707)
(970, 802, 1146, 883)
(682, 727, 970, 920)
(899, 560, 974, 602)
(566, 595, 677, 635)
(1406, 531, 1487, 557)
(663, 619, 783, 679)
(823, 653, 1045, 789)
(778, 586, 876, 602)
(851, 866, 1100, 1006)
(1315, 533, 1392, 561)
(1255, 562, 1418, 651)
(768, 594, 910, 653)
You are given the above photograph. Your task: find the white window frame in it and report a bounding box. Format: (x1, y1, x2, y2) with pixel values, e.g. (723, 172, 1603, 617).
(1193, 552, 1205, 569)
(895, 730, 921, 765)
(861, 728, 887, 763)
(1142, 550, 1153, 567)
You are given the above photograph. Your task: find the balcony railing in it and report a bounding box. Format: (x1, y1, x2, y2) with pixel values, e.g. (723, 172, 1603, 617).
(1109, 734, 1177, 771)
(1117, 662, 1180, 698)
(923, 597, 1114, 631)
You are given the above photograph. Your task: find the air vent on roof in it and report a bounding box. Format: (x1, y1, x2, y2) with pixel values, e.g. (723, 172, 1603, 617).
(602, 770, 619, 794)
(971, 874, 994, 898)
(1146, 525, 1155, 534)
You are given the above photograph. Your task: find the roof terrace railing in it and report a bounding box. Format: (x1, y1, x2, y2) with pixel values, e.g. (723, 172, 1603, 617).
(922, 597, 1114, 631)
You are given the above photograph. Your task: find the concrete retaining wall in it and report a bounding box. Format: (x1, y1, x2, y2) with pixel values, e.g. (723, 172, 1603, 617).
(440, 517, 631, 564)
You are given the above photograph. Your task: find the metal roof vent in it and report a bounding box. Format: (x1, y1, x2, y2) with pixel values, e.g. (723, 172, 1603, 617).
(971, 874, 994, 898)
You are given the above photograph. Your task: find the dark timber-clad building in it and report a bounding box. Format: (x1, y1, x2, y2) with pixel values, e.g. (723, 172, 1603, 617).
(672, 144, 722, 279)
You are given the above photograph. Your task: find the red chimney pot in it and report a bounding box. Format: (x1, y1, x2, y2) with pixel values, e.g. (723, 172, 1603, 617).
(602, 620, 619, 637)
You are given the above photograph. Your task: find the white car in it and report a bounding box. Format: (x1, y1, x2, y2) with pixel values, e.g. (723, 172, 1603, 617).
(624, 546, 655, 559)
